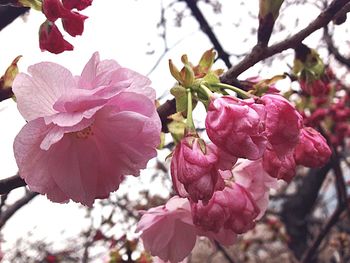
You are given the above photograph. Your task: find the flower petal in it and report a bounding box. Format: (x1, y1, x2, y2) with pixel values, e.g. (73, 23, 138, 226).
(13, 62, 76, 121)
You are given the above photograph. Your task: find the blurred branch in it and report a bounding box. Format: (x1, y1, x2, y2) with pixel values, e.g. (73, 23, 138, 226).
(323, 25, 350, 69)
(221, 0, 350, 83)
(214, 241, 236, 263)
(0, 87, 14, 102)
(183, 0, 232, 68)
(0, 191, 38, 229)
(0, 5, 29, 31)
(281, 163, 332, 259)
(0, 174, 26, 194)
(300, 148, 349, 262)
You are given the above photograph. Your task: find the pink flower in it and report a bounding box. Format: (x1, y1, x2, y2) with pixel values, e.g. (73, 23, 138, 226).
(294, 127, 331, 167)
(171, 137, 223, 203)
(262, 149, 296, 182)
(62, 11, 88, 36)
(206, 96, 267, 160)
(261, 94, 303, 156)
(191, 182, 259, 234)
(136, 196, 197, 263)
(233, 159, 277, 219)
(13, 52, 161, 206)
(62, 0, 92, 10)
(39, 21, 73, 54)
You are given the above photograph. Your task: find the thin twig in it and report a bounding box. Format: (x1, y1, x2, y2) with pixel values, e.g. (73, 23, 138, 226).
(221, 0, 350, 82)
(0, 191, 38, 229)
(214, 241, 235, 263)
(183, 0, 232, 68)
(323, 25, 350, 69)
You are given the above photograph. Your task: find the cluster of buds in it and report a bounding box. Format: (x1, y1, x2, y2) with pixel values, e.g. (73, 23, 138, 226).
(3, 0, 92, 54)
(39, 0, 92, 54)
(137, 49, 332, 262)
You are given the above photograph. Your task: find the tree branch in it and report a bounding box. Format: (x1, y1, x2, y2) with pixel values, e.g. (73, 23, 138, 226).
(323, 25, 350, 69)
(182, 0, 232, 68)
(281, 163, 332, 259)
(0, 191, 38, 229)
(0, 174, 26, 195)
(0, 5, 29, 31)
(0, 87, 13, 102)
(221, 0, 350, 83)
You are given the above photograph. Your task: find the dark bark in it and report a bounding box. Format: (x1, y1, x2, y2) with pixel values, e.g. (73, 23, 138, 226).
(0, 6, 29, 31)
(281, 163, 332, 259)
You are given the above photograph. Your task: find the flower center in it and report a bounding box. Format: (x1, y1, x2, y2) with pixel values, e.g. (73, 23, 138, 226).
(74, 125, 94, 139)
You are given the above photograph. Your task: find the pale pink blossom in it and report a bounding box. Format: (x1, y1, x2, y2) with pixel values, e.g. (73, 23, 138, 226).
(232, 159, 277, 219)
(191, 182, 259, 234)
(261, 94, 303, 156)
(13, 52, 161, 206)
(262, 149, 296, 182)
(136, 197, 197, 263)
(294, 127, 331, 167)
(137, 196, 237, 262)
(205, 96, 267, 160)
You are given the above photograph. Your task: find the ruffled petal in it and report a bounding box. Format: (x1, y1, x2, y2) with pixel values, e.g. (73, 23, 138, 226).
(12, 62, 76, 121)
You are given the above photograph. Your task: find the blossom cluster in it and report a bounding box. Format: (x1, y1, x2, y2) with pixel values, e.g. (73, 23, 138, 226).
(39, 0, 92, 53)
(136, 50, 332, 262)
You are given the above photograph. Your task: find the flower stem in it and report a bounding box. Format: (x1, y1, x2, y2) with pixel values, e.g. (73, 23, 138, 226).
(199, 83, 214, 100)
(186, 89, 196, 133)
(211, 82, 251, 99)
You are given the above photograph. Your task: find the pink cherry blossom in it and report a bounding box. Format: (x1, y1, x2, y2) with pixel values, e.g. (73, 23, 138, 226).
(136, 196, 197, 263)
(261, 94, 303, 156)
(191, 182, 259, 234)
(294, 127, 332, 167)
(205, 96, 267, 160)
(13, 52, 161, 206)
(232, 159, 277, 219)
(262, 149, 296, 182)
(171, 137, 223, 203)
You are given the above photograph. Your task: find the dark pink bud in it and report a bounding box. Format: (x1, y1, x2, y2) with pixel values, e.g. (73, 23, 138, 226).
(171, 137, 222, 203)
(262, 149, 296, 182)
(206, 96, 267, 160)
(261, 94, 303, 156)
(42, 0, 70, 21)
(191, 183, 259, 234)
(300, 79, 330, 97)
(62, 11, 88, 36)
(62, 0, 92, 10)
(39, 21, 73, 54)
(294, 127, 331, 167)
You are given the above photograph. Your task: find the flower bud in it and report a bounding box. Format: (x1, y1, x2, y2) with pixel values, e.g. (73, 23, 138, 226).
(39, 20, 74, 54)
(294, 127, 331, 167)
(206, 96, 267, 160)
(191, 182, 259, 234)
(62, 11, 88, 36)
(171, 136, 222, 203)
(42, 0, 69, 22)
(261, 94, 303, 156)
(262, 149, 296, 182)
